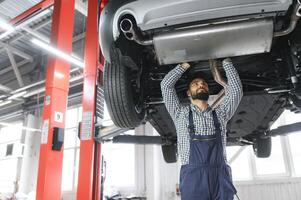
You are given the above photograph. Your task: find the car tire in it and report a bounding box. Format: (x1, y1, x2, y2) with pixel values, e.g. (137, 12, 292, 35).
(162, 144, 177, 163)
(291, 95, 301, 108)
(253, 136, 272, 158)
(286, 95, 301, 114)
(104, 48, 145, 128)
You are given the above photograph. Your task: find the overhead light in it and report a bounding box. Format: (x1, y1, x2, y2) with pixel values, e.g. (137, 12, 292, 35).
(0, 20, 15, 40)
(0, 100, 12, 107)
(8, 91, 27, 100)
(0, 9, 51, 40)
(0, 19, 14, 32)
(31, 38, 85, 68)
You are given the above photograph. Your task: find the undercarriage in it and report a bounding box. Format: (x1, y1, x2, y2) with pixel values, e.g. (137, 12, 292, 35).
(100, 0, 301, 162)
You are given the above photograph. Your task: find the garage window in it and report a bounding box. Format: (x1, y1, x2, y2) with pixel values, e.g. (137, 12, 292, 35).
(62, 107, 81, 192)
(103, 130, 136, 192)
(228, 136, 288, 181)
(62, 105, 137, 195)
(228, 110, 301, 182)
(284, 110, 301, 177)
(227, 146, 252, 181)
(0, 122, 23, 194)
(288, 132, 301, 176)
(62, 149, 76, 191)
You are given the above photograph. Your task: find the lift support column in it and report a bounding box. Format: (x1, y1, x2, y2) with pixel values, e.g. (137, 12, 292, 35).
(77, 0, 105, 199)
(36, 0, 75, 199)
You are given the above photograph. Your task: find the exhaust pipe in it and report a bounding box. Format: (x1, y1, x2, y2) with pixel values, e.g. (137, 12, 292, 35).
(209, 59, 227, 87)
(209, 59, 227, 108)
(274, 1, 301, 37)
(120, 18, 153, 45)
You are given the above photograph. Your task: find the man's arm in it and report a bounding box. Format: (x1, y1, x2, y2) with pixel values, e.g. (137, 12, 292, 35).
(216, 58, 243, 121)
(161, 63, 189, 119)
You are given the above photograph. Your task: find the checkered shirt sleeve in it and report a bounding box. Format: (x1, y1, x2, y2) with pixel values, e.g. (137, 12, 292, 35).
(160, 64, 186, 120)
(215, 58, 243, 121)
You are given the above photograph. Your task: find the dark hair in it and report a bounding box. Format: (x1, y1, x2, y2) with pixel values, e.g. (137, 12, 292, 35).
(187, 71, 208, 89)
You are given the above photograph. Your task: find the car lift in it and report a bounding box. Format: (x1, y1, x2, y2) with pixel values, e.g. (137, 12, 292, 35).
(10, 1, 301, 200)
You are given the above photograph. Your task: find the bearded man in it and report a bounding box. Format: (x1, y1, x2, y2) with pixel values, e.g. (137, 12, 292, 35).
(160, 58, 243, 200)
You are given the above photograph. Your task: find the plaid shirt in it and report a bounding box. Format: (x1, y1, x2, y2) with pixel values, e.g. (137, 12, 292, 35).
(161, 59, 243, 165)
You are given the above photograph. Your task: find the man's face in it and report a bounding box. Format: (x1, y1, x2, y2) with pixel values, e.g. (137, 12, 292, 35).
(187, 78, 209, 101)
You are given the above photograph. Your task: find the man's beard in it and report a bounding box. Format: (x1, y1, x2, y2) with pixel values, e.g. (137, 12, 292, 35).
(191, 91, 209, 101)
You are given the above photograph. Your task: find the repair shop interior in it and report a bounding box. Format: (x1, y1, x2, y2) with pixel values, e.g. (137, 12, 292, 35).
(0, 0, 301, 200)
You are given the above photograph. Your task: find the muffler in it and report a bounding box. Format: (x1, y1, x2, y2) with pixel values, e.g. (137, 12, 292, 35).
(153, 18, 273, 65)
(120, 18, 273, 65)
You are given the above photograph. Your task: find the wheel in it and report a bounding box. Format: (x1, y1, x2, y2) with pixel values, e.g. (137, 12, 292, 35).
(104, 47, 145, 128)
(291, 94, 301, 107)
(162, 144, 177, 163)
(287, 95, 301, 114)
(253, 136, 272, 158)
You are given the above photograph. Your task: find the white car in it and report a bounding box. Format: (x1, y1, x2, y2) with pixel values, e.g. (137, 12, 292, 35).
(99, 0, 301, 163)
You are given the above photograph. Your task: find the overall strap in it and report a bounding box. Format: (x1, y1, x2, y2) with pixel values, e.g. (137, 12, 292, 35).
(212, 110, 223, 147)
(188, 107, 195, 137)
(213, 109, 240, 200)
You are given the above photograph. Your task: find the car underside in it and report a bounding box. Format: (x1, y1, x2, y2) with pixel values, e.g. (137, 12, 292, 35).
(99, 0, 301, 162)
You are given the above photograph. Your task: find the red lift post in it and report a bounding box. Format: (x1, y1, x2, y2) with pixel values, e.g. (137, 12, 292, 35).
(77, 0, 104, 199)
(35, 0, 75, 199)
(10, 0, 108, 199)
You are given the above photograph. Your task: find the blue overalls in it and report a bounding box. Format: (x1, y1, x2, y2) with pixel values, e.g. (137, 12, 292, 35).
(179, 108, 237, 200)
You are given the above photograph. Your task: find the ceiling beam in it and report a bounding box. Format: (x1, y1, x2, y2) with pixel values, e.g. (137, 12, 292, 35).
(0, 17, 52, 55)
(6, 49, 25, 87)
(0, 41, 33, 62)
(22, 26, 50, 43)
(73, 32, 85, 42)
(0, 59, 30, 75)
(6, 17, 52, 45)
(0, 84, 12, 93)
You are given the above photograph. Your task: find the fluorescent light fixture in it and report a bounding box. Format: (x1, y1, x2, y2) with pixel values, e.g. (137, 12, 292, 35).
(31, 38, 85, 68)
(0, 20, 14, 32)
(0, 9, 50, 40)
(0, 19, 15, 40)
(8, 91, 27, 100)
(0, 100, 12, 107)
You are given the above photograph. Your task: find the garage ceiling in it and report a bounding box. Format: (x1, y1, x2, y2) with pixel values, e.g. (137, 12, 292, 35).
(0, 0, 88, 120)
